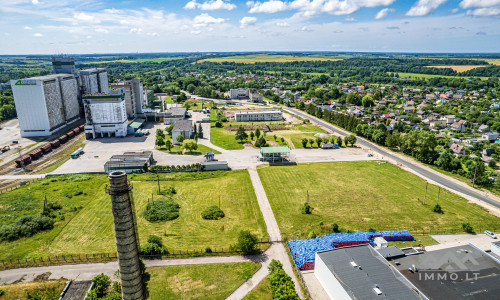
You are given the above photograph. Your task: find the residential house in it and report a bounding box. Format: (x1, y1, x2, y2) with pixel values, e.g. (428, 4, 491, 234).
(443, 115, 455, 124)
(482, 132, 499, 141)
(450, 122, 465, 132)
(483, 148, 496, 157)
(450, 143, 465, 155)
(478, 124, 490, 132)
(172, 120, 193, 145)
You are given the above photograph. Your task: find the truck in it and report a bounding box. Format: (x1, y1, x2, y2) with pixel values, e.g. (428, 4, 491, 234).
(71, 147, 84, 159)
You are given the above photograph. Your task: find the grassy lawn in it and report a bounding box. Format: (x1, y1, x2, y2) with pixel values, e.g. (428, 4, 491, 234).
(0, 280, 66, 300)
(146, 262, 260, 300)
(393, 72, 489, 80)
(257, 161, 500, 240)
(158, 134, 221, 155)
(198, 54, 342, 64)
(0, 171, 267, 260)
(210, 123, 329, 150)
(243, 276, 272, 300)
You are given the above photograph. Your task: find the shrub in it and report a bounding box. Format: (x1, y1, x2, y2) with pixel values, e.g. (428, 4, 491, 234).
(331, 223, 340, 233)
(74, 190, 83, 196)
(143, 200, 180, 222)
(91, 274, 111, 298)
(205, 247, 212, 253)
(462, 223, 474, 233)
(0, 215, 55, 242)
(140, 235, 169, 256)
(433, 204, 443, 214)
(302, 202, 313, 214)
(268, 260, 299, 300)
(368, 227, 376, 232)
(308, 231, 316, 238)
(0, 289, 4, 296)
(237, 230, 258, 254)
(215, 121, 223, 128)
(201, 206, 225, 220)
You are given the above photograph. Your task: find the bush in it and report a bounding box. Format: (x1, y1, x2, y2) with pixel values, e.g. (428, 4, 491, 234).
(91, 274, 111, 298)
(308, 231, 316, 238)
(462, 223, 474, 233)
(215, 121, 223, 128)
(140, 235, 169, 256)
(302, 202, 313, 214)
(0, 289, 4, 296)
(331, 223, 340, 233)
(237, 230, 258, 254)
(143, 200, 180, 222)
(368, 227, 376, 232)
(268, 260, 299, 300)
(0, 215, 55, 242)
(201, 206, 225, 220)
(205, 247, 212, 253)
(74, 190, 83, 196)
(433, 204, 443, 214)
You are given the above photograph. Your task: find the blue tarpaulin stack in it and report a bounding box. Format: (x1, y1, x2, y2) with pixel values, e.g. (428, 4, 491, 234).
(288, 230, 415, 270)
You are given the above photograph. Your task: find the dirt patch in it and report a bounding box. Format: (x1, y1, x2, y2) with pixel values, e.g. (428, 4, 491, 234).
(267, 141, 280, 147)
(12, 275, 26, 284)
(34, 272, 52, 282)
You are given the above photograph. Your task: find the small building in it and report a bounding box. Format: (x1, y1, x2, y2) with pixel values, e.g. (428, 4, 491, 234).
(259, 146, 290, 162)
(164, 107, 187, 125)
(450, 143, 465, 155)
(373, 236, 388, 248)
(234, 110, 282, 122)
(201, 161, 229, 171)
(172, 120, 193, 145)
(482, 132, 499, 141)
(104, 151, 153, 173)
(127, 118, 145, 134)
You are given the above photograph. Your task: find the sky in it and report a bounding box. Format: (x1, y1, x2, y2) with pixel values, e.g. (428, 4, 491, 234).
(1, 0, 499, 54)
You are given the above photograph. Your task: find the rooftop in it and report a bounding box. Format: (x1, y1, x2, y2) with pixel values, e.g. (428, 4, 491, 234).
(235, 110, 281, 115)
(317, 245, 425, 300)
(172, 120, 192, 132)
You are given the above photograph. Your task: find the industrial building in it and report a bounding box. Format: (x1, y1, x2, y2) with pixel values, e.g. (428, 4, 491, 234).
(314, 245, 427, 300)
(83, 88, 128, 139)
(172, 120, 193, 145)
(10, 74, 81, 137)
(52, 56, 76, 74)
(234, 110, 282, 122)
(104, 151, 154, 173)
(79, 68, 109, 95)
(164, 107, 187, 124)
(111, 79, 146, 118)
(229, 88, 263, 102)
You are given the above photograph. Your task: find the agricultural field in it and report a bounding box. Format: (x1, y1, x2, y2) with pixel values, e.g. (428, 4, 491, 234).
(210, 122, 330, 150)
(198, 54, 342, 64)
(426, 65, 486, 72)
(393, 72, 489, 80)
(146, 262, 260, 300)
(0, 171, 267, 260)
(243, 275, 272, 300)
(257, 162, 500, 240)
(0, 280, 66, 300)
(483, 58, 500, 66)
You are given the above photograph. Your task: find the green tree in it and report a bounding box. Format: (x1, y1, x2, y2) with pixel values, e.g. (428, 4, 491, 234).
(197, 124, 203, 138)
(315, 136, 322, 147)
(254, 128, 261, 139)
(164, 140, 173, 152)
(91, 274, 111, 298)
(182, 139, 198, 152)
(235, 126, 248, 142)
(237, 230, 258, 254)
(301, 138, 308, 148)
(176, 134, 185, 143)
(155, 136, 165, 148)
(250, 131, 255, 140)
(362, 95, 374, 107)
(165, 124, 174, 135)
(156, 128, 164, 137)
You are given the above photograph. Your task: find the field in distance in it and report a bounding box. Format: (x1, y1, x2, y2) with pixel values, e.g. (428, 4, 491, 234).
(258, 161, 500, 240)
(0, 171, 267, 260)
(425, 65, 486, 72)
(198, 54, 342, 64)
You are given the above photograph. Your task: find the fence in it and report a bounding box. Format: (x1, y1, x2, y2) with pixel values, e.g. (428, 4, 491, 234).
(0, 177, 44, 194)
(0, 248, 243, 270)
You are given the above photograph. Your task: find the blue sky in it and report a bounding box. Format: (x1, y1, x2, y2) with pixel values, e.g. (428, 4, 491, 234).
(1, 0, 499, 54)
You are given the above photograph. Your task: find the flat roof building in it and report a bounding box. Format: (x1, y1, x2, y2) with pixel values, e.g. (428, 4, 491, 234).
(164, 107, 187, 125)
(315, 244, 427, 300)
(83, 88, 127, 139)
(10, 74, 81, 137)
(234, 110, 282, 122)
(111, 79, 145, 118)
(104, 151, 153, 173)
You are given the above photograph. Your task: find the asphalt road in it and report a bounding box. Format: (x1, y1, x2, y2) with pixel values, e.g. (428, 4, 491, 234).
(284, 107, 500, 210)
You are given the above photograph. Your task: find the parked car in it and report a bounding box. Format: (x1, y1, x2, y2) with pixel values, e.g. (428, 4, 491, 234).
(485, 230, 497, 239)
(367, 153, 373, 157)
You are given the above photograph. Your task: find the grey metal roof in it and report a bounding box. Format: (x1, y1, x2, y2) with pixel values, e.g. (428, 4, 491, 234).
(378, 246, 406, 259)
(317, 245, 425, 300)
(166, 107, 187, 117)
(172, 120, 192, 132)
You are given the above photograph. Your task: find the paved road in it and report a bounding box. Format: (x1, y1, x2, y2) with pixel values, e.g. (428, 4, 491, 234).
(284, 107, 500, 210)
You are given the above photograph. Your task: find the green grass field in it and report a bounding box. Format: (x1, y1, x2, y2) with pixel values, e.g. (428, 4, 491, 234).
(198, 54, 342, 64)
(146, 262, 260, 300)
(243, 275, 272, 300)
(393, 72, 490, 81)
(0, 171, 267, 260)
(0, 280, 66, 300)
(257, 162, 500, 239)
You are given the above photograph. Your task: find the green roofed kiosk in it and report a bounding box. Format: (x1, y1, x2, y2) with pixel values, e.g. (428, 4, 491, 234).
(259, 146, 291, 162)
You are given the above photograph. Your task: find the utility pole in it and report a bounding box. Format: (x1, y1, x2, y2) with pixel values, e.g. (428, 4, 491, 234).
(472, 163, 478, 188)
(424, 182, 428, 205)
(156, 170, 160, 194)
(306, 190, 309, 204)
(219, 195, 221, 210)
(437, 187, 441, 206)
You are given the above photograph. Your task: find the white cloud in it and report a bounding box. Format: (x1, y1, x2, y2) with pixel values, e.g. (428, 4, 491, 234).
(147, 32, 160, 37)
(193, 13, 225, 27)
(276, 21, 290, 26)
(33, 33, 43, 37)
(184, 0, 236, 10)
(95, 28, 109, 34)
(247, 1, 287, 13)
(247, 0, 396, 17)
(406, 0, 447, 17)
(375, 8, 394, 19)
(32, 0, 39, 4)
(191, 30, 201, 34)
(240, 16, 257, 27)
(73, 12, 100, 23)
(345, 17, 357, 21)
(24, 26, 32, 30)
(460, 0, 500, 16)
(129, 28, 143, 34)
(450, 8, 459, 13)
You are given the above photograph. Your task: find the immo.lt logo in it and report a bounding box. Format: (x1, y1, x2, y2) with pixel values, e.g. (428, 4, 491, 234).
(414, 250, 482, 281)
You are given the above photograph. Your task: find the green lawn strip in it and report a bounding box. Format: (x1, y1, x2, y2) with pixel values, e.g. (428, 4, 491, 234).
(146, 262, 261, 300)
(257, 161, 500, 240)
(0, 280, 66, 300)
(242, 275, 272, 300)
(0, 171, 267, 260)
(392, 72, 489, 81)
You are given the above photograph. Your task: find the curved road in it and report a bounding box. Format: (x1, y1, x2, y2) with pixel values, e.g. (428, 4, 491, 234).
(283, 107, 500, 210)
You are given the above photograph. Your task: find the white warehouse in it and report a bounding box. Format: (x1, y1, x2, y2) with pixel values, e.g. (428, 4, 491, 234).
(83, 88, 128, 139)
(111, 78, 145, 118)
(234, 110, 282, 122)
(11, 74, 81, 137)
(79, 68, 109, 95)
